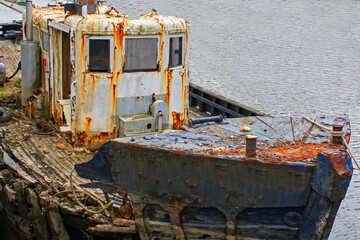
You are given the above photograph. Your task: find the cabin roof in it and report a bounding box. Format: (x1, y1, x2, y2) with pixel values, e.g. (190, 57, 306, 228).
(31, 6, 188, 34)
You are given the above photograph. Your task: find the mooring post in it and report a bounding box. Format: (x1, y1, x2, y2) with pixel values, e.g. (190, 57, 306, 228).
(245, 135, 258, 158)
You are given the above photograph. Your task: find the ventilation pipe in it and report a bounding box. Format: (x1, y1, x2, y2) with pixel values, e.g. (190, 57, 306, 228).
(26, 0, 33, 41)
(21, 0, 40, 107)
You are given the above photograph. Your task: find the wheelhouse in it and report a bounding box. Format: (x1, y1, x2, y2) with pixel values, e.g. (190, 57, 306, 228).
(22, 2, 189, 148)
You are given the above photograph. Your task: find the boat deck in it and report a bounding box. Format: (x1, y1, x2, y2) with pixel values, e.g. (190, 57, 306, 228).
(115, 115, 351, 164)
(3, 118, 94, 189)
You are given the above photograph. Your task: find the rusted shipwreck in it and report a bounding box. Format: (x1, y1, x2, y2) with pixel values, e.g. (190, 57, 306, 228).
(0, 0, 354, 239)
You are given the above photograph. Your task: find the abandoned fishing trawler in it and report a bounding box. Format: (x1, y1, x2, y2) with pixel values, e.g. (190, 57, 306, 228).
(0, 0, 354, 239)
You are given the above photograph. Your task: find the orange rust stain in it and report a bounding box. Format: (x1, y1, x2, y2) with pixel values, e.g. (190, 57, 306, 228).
(81, 34, 85, 61)
(343, 134, 350, 144)
(91, 74, 96, 89)
(113, 84, 117, 106)
(166, 69, 173, 105)
(265, 143, 345, 159)
(54, 107, 63, 124)
(153, 18, 164, 69)
(180, 20, 185, 29)
(82, 73, 86, 92)
(172, 111, 186, 130)
(117, 22, 125, 72)
(328, 151, 352, 176)
(85, 117, 93, 131)
(180, 69, 188, 120)
(172, 112, 181, 130)
(76, 131, 88, 145)
(76, 131, 112, 148)
(159, 41, 164, 70)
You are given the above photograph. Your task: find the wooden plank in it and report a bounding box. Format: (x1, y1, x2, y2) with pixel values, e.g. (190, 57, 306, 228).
(3, 151, 37, 185)
(46, 200, 70, 240)
(30, 135, 90, 186)
(11, 145, 52, 184)
(13, 180, 29, 222)
(1, 182, 32, 240)
(23, 138, 69, 184)
(26, 188, 50, 240)
(88, 224, 138, 235)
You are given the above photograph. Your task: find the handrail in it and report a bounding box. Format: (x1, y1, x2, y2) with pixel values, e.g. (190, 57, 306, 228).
(188, 82, 267, 118)
(0, 1, 23, 14)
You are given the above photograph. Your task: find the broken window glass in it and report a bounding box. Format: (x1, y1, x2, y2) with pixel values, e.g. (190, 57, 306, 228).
(89, 39, 110, 72)
(124, 38, 158, 72)
(169, 36, 183, 67)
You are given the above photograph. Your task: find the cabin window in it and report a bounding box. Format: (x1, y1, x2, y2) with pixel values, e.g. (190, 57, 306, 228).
(88, 36, 113, 72)
(124, 37, 158, 72)
(169, 36, 184, 68)
(41, 31, 49, 52)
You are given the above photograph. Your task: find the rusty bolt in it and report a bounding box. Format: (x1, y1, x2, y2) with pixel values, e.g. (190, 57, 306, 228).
(245, 135, 258, 158)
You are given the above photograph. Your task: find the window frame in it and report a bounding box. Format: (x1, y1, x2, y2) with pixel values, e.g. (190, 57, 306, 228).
(169, 34, 185, 70)
(123, 35, 160, 73)
(87, 35, 114, 73)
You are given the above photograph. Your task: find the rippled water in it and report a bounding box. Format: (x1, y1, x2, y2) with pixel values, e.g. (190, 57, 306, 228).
(1, 0, 359, 238)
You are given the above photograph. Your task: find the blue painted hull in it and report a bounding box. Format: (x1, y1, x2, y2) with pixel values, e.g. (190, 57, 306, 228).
(76, 116, 353, 239)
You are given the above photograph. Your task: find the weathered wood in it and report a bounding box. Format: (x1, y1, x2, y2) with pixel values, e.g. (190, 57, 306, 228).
(0, 168, 13, 183)
(88, 224, 138, 236)
(3, 151, 37, 185)
(46, 200, 70, 240)
(0, 148, 7, 170)
(0, 183, 32, 240)
(13, 180, 29, 222)
(4, 184, 15, 203)
(26, 188, 50, 240)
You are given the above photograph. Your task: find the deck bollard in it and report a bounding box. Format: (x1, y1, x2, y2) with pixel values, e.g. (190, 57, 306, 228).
(331, 125, 343, 144)
(245, 135, 258, 158)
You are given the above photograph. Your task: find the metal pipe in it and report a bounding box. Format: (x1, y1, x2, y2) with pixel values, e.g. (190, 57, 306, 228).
(26, 0, 33, 41)
(188, 115, 223, 125)
(158, 111, 163, 132)
(245, 135, 258, 158)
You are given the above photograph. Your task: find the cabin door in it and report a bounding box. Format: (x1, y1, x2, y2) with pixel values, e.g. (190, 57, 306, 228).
(168, 35, 187, 129)
(51, 29, 71, 128)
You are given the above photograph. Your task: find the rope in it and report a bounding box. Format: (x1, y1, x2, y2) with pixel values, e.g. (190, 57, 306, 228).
(69, 168, 113, 215)
(342, 137, 360, 171)
(303, 117, 360, 170)
(6, 61, 21, 81)
(303, 117, 332, 131)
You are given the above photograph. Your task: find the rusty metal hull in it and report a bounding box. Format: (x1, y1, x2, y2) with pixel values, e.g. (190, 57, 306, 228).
(76, 115, 353, 239)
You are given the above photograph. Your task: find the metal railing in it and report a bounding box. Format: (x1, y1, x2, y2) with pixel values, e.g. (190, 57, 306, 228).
(189, 83, 266, 118)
